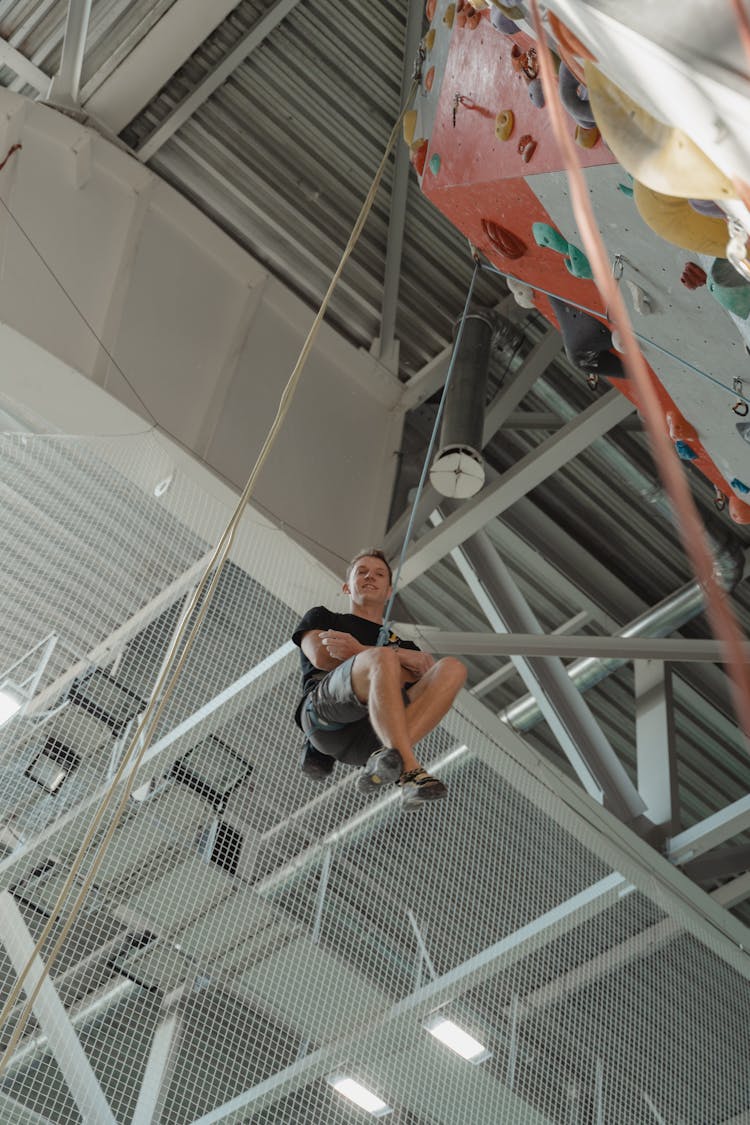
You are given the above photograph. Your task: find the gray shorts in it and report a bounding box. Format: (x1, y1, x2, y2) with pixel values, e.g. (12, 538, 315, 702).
(300, 657, 408, 767)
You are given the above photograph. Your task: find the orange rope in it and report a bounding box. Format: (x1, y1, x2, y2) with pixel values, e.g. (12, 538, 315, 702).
(529, 0, 750, 744)
(546, 10, 592, 84)
(730, 0, 750, 70)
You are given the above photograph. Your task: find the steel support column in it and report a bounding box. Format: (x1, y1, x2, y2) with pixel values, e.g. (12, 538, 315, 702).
(446, 526, 646, 823)
(0, 892, 116, 1124)
(635, 660, 679, 834)
(46, 0, 92, 109)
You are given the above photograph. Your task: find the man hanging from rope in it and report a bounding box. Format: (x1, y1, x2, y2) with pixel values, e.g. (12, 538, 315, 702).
(292, 549, 467, 810)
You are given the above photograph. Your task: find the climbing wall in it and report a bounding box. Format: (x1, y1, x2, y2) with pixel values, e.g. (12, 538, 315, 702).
(411, 1, 750, 523)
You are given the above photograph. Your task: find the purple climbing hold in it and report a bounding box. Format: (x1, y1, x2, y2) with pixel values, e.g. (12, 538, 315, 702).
(527, 77, 545, 108)
(558, 63, 596, 128)
(490, 7, 519, 33)
(688, 198, 725, 218)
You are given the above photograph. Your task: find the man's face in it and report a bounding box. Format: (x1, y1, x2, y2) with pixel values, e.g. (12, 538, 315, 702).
(344, 556, 392, 607)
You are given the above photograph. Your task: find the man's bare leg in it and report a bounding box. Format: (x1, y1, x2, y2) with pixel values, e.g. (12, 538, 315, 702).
(403, 658, 467, 745)
(350, 650, 466, 774)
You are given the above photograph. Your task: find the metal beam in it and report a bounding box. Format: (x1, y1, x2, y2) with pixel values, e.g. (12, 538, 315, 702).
(447, 526, 645, 821)
(682, 845, 750, 884)
(131, 1004, 184, 1123)
(0, 893, 116, 1124)
(83, 0, 245, 134)
(402, 630, 748, 662)
(668, 795, 750, 865)
(635, 660, 679, 833)
(46, 0, 92, 109)
(397, 390, 635, 586)
(481, 327, 562, 445)
(470, 609, 593, 697)
(372, 0, 423, 371)
(0, 37, 49, 93)
(135, 0, 304, 162)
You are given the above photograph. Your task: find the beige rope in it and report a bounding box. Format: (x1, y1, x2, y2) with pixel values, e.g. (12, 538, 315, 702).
(0, 76, 419, 1073)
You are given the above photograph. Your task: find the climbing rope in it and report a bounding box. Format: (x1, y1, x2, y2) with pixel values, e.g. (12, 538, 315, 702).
(379, 258, 480, 644)
(0, 77, 420, 1073)
(528, 0, 750, 748)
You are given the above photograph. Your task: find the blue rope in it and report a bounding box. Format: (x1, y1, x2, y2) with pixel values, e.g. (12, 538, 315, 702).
(378, 260, 481, 645)
(481, 261, 750, 407)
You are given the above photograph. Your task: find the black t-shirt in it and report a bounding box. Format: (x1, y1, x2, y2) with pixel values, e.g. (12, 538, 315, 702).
(292, 606, 419, 695)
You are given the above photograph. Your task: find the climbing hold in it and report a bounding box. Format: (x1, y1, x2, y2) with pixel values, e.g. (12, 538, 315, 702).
(494, 110, 514, 141)
(680, 263, 707, 290)
(624, 279, 654, 315)
(708, 258, 750, 319)
(443, 3, 456, 27)
(731, 478, 750, 493)
(466, 9, 482, 29)
(728, 495, 750, 523)
(429, 153, 441, 175)
(426, 0, 437, 19)
(559, 63, 596, 128)
(532, 222, 569, 254)
(564, 244, 593, 279)
(511, 43, 525, 72)
(527, 78, 545, 108)
(423, 28, 436, 50)
(634, 183, 730, 255)
(617, 182, 634, 197)
(456, 5, 467, 27)
(575, 124, 600, 148)
(674, 441, 698, 461)
(507, 277, 535, 308)
(403, 110, 418, 146)
(410, 138, 429, 176)
(490, 6, 519, 33)
(584, 62, 735, 200)
(481, 219, 526, 258)
(689, 198, 725, 218)
(666, 410, 697, 443)
(548, 296, 625, 378)
(425, 66, 435, 92)
(517, 134, 537, 163)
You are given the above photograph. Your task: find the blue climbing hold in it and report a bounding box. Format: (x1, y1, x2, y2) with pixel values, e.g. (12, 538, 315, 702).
(675, 441, 698, 461)
(731, 477, 750, 493)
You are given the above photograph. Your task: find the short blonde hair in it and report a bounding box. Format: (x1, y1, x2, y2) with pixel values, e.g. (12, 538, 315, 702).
(347, 548, 392, 585)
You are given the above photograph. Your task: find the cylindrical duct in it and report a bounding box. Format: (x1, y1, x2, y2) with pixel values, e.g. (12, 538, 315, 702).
(430, 309, 495, 499)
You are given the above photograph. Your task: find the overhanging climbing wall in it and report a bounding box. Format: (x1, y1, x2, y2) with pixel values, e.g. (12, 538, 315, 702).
(411, 2, 750, 525)
(0, 412, 748, 1122)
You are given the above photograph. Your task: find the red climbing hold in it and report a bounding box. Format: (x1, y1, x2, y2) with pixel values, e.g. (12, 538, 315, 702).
(680, 262, 707, 290)
(481, 219, 526, 259)
(665, 408, 698, 444)
(410, 139, 429, 176)
(518, 134, 537, 163)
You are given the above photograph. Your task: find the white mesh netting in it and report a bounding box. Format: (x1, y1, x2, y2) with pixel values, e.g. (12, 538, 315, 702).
(0, 426, 748, 1124)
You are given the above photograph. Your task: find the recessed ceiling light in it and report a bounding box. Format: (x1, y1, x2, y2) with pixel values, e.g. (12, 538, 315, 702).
(424, 1015, 491, 1063)
(327, 1074, 392, 1117)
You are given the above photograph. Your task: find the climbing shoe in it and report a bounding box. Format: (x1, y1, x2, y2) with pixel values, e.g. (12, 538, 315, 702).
(300, 740, 335, 781)
(357, 748, 403, 793)
(398, 768, 447, 810)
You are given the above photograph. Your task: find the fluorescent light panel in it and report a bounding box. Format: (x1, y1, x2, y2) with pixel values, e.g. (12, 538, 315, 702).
(327, 1075, 392, 1117)
(424, 1015, 492, 1063)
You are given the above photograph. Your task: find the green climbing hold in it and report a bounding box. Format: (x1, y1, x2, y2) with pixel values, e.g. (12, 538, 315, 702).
(429, 153, 441, 176)
(532, 222, 569, 254)
(708, 258, 750, 319)
(565, 243, 593, 279)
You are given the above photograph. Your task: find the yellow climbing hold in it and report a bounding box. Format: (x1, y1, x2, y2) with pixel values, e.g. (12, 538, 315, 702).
(495, 110, 514, 141)
(403, 110, 418, 146)
(443, 3, 455, 28)
(424, 28, 436, 51)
